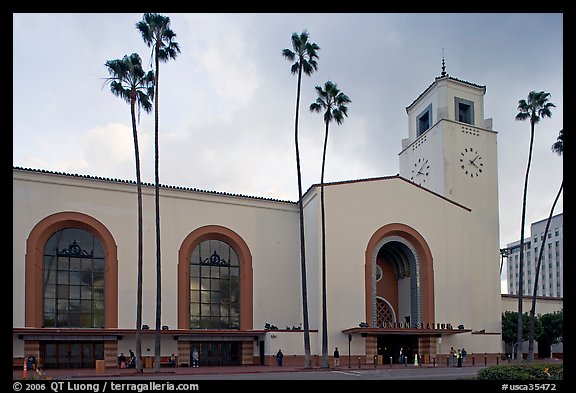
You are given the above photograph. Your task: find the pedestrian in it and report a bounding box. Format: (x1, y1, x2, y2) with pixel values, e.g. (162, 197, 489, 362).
(333, 347, 340, 367)
(128, 349, 136, 368)
(399, 347, 404, 364)
(450, 347, 455, 366)
(118, 352, 126, 368)
(169, 353, 176, 367)
(457, 349, 462, 368)
(462, 348, 467, 364)
(276, 349, 284, 367)
(26, 355, 37, 371)
(192, 348, 199, 367)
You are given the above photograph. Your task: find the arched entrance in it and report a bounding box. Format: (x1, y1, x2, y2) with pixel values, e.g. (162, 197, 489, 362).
(364, 223, 435, 363)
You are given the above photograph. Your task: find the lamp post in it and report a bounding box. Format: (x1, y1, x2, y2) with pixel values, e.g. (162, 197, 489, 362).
(348, 334, 352, 369)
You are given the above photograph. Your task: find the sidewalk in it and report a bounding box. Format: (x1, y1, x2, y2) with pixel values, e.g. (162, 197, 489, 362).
(13, 357, 563, 380)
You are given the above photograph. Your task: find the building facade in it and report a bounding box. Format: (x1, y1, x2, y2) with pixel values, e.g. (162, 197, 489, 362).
(13, 71, 504, 369)
(506, 213, 563, 298)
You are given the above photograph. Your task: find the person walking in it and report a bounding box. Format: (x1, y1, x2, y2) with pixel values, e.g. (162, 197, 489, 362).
(276, 349, 284, 367)
(399, 347, 404, 364)
(462, 348, 467, 364)
(457, 349, 462, 368)
(333, 347, 340, 367)
(450, 347, 455, 366)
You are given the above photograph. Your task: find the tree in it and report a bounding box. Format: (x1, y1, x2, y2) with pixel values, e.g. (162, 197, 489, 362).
(104, 53, 154, 373)
(538, 310, 563, 358)
(282, 31, 319, 369)
(514, 91, 555, 362)
(310, 81, 351, 368)
(501, 311, 542, 357)
(527, 128, 563, 361)
(136, 13, 181, 372)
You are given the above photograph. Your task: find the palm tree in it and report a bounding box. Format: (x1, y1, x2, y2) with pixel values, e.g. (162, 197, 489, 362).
(310, 81, 351, 368)
(104, 53, 155, 373)
(514, 91, 555, 362)
(136, 13, 180, 372)
(282, 31, 319, 369)
(527, 128, 563, 362)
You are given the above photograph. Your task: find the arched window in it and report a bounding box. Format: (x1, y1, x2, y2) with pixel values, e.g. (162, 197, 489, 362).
(189, 239, 240, 329)
(376, 298, 396, 326)
(43, 228, 105, 328)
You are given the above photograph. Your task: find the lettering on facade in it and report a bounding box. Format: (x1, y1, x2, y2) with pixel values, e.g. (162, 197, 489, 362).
(381, 322, 454, 330)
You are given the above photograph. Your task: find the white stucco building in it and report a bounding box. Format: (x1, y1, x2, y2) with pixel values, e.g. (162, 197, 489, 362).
(13, 71, 505, 369)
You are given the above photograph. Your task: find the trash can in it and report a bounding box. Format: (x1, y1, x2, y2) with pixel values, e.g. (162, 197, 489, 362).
(145, 357, 153, 369)
(95, 360, 105, 374)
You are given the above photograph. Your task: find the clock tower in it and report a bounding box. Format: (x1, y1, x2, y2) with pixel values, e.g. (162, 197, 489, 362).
(398, 66, 499, 224)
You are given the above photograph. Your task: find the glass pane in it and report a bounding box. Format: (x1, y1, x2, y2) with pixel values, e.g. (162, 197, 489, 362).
(69, 258, 81, 271)
(190, 290, 200, 302)
(93, 259, 104, 272)
(69, 299, 80, 313)
(219, 267, 229, 279)
(210, 291, 220, 304)
(81, 299, 92, 313)
(70, 271, 81, 285)
(58, 259, 69, 270)
(81, 272, 92, 286)
(44, 299, 56, 313)
(45, 284, 56, 298)
(81, 286, 92, 299)
(200, 291, 210, 303)
(80, 314, 92, 327)
(68, 313, 80, 327)
(190, 302, 200, 316)
(69, 286, 81, 299)
(211, 266, 220, 278)
(57, 271, 69, 285)
(44, 313, 55, 327)
(200, 278, 210, 291)
(190, 264, 200, 277)
(191, 246, 200, 266)
(190, 277, 200, 291)
(45, 235, 57, 256)
(93, 310, 104, 328)
(93, 240, 105, 258)
(201, 304, 210, 316)
(94, 288, 104, 301)
(81, 259, 93, 272)
(57, 313, 68, 327)
(57, 285, 69, 298)
(93, 272, 104, 288)
(229, 249, 239, 266)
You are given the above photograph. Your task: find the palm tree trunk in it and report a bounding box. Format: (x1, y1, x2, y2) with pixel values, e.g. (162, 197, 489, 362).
(527, 180, 563, 361)
(295, 66, 312, 369)
(130, 98, 144, 373)
(320, 121, 329, 368)
(154, 48, 162, 373)
(516, 120, 535, 362)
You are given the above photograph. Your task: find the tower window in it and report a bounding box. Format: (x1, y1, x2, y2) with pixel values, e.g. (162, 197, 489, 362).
(416, 104, 432, 137)
(454, 97, 474, 125)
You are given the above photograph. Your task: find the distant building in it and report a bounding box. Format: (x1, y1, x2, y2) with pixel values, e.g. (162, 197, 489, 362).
(506, 213, 563, 298)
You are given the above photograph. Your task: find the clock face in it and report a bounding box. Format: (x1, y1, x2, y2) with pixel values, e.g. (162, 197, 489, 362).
(459, 147, 483, 178)
(410, 157, 430, 185)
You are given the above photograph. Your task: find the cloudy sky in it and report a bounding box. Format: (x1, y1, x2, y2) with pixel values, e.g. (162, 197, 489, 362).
(13, 13, 563, 291)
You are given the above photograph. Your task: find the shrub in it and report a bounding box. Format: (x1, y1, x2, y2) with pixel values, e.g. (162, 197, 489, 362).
(477, 363, 563, 380)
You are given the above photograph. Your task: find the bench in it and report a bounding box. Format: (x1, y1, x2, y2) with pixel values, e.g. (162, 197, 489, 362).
(160, 356, 178, 367)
